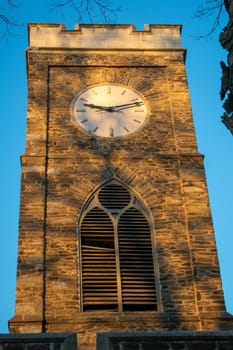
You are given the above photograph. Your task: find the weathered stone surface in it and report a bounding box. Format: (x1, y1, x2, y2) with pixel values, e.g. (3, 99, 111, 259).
(28, 23, 182, 50)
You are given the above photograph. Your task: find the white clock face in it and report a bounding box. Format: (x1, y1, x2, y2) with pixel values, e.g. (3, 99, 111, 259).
(72, 84, 149, 138)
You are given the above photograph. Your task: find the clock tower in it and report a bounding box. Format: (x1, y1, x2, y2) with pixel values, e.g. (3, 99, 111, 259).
(9, 24, 233, 349)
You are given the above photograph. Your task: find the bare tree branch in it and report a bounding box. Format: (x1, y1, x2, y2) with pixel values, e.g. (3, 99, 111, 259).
(50, 0, 123, 23)
(0, 0, 122, 38)
(194, 0, 225, 37)
(0, 0, 22, 38)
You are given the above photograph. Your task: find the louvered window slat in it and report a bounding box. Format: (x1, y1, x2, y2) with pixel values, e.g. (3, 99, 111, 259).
(80, 181, 158, 312)
(98, 183, 131, 209)
(118, 207, 157, 311)
(81, 207, 118, 311)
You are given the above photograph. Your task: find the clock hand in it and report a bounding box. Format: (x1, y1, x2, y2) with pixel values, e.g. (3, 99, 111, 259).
(113, 102, 144, 111)
(111, 101, 144, 110)
(95, 101, 144, 113)
(84, 101, 144, 113)
(84, 103, 113, 111)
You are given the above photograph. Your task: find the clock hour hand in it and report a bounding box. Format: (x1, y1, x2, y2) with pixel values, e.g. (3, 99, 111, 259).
(84, 103, 112, 111)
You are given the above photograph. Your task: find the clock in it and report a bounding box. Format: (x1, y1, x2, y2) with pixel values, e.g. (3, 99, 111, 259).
(71, 84, 149, 138)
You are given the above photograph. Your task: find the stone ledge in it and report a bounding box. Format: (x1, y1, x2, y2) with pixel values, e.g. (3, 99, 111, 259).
(20, 153, 204, 160)
(97, 331, 233, 350)
(9, 312, 200, 324)
(200, 312, 233, 320)
(11, 311, 233, 325)
(0, 333, 77, 350)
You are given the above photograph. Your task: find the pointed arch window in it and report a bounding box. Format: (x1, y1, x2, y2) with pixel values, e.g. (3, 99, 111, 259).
(79, 180, 158, 312)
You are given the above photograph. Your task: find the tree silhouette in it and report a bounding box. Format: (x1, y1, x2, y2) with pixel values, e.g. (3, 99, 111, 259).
(218, 0, 233, 134)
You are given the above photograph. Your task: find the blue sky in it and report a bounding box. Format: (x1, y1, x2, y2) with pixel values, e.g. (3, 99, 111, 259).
(0, 0, 232, 332)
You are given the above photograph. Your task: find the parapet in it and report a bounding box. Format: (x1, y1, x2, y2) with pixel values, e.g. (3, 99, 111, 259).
(28, 23, 182, 50)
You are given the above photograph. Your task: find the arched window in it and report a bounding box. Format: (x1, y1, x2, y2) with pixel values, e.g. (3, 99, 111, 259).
(79, 180, 158, 312)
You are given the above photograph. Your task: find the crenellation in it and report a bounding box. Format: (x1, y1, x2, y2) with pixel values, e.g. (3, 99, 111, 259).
(28, 23, 182, 50)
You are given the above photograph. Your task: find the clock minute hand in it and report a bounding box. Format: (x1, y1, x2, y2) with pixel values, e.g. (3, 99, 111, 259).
(112, 101, 144, 111)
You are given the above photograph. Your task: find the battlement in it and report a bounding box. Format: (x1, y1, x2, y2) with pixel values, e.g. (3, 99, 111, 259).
(28, 23, 182, 49)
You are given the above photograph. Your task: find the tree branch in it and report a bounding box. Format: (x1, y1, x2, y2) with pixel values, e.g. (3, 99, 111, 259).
(194, 0, 225, 37)
(50, 0, 122, 23)
(0, 0, 22, 37)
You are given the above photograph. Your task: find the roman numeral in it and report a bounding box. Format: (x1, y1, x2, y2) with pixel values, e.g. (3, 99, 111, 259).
(110, 128, 114, 137)
(81, 119, 88, 123)
(76, 109, 86, 113)
(121, 90, 126, 95)
(107, 86, 111, 94)
(133, 119, 141, 123)
(124, 126, 129, 133)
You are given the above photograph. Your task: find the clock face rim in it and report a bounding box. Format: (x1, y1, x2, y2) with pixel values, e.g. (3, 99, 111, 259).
(70, 83, 150, 139)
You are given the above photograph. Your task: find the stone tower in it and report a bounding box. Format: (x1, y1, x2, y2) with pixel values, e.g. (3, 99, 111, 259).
(9, 24, 233, 349)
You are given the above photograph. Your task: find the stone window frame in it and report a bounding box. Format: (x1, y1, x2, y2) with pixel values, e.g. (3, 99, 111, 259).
(78, 178, 160, 312)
